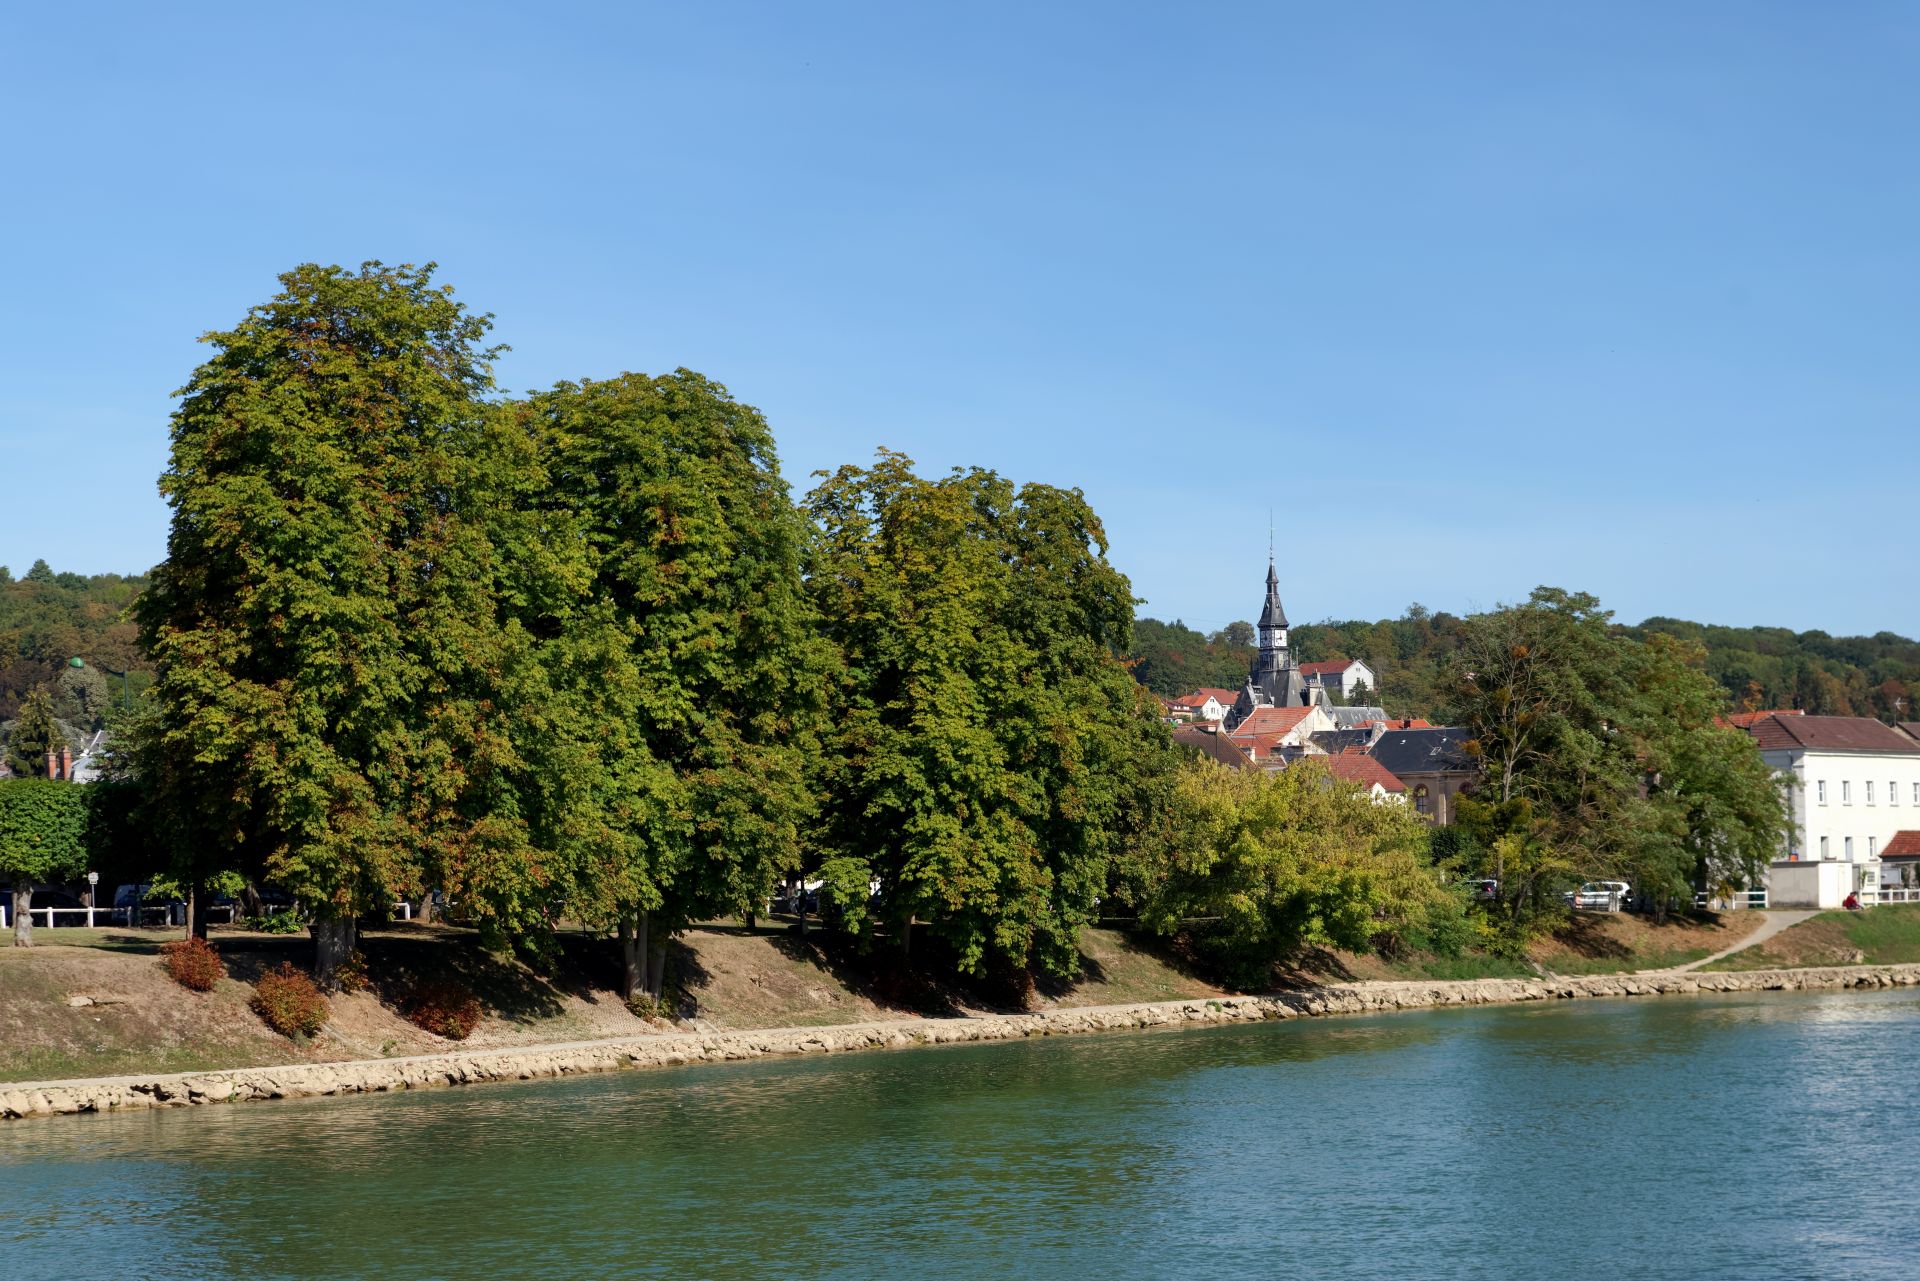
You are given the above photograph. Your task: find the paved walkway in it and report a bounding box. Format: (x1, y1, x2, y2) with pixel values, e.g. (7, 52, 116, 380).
(1665, 910, 1819, 973)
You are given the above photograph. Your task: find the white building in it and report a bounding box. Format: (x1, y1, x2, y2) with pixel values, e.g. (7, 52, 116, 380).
(1164, 687, 1238, 724)
(1300, 658, 1377, 702)
(1744, 714, 1920, 908)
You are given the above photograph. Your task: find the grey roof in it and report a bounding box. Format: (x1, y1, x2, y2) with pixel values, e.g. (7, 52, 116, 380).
(1326, 706, 1387, 729)
(1310, 729, 1375, 755)
(1257, 559, 1288, 630)
(1369, 727, 1477, 778)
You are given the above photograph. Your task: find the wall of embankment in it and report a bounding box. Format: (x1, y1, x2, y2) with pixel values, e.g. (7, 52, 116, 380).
(7, 964, 1918, 1122)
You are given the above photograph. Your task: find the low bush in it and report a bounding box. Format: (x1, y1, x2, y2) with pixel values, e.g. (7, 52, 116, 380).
(247, 909, 304, 935)
(159, 937, 225, 992)
(335, 948, 371, 995)
(251, 962, 331, 1038)
(405, 979, 482, 1040)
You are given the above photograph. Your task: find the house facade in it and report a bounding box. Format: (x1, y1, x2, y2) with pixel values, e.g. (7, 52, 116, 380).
(1300, 658, 1377, 702)
(1368, 727, 1477, 824)
(1742, 713, 1920, 908)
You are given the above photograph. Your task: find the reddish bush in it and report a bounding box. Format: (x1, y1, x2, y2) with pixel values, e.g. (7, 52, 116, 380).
(405, 979, 482, 1040)
(159, 937, 225, 992)
(251, 962, 331, 1037)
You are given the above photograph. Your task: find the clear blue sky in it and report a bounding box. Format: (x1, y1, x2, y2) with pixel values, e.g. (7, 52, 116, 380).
(3, 2, 1914, 636)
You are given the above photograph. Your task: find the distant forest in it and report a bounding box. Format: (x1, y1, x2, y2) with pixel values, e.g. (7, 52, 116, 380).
(1130, 605, 1920, 724)
(0, 561, 152, 722)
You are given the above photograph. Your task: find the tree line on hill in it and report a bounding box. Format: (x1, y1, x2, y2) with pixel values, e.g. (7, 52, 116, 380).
(1130, 607, 1920, 724)
(0, 262, 1802, 994)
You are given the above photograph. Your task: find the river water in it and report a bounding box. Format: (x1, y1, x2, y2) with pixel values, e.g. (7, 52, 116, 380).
(3, 988, 1915, 1280)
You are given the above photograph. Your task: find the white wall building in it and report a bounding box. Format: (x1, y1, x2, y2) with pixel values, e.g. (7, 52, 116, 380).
(1300, 658, 1376, 702)
(1744, 714, 1920, 908)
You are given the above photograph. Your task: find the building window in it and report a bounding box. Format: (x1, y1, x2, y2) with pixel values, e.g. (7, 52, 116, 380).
(1818, 780, 1828, 805)
(1869, 836, 1878, 858)
(1842, 781, 1852, 805)
(1413, 784, 1430, 815)
(1896, 782, 1903, 807)
(1845, 837, 1854, 860)
(1820, 836, 1829, 859)
(1867, 781, 1876, 805)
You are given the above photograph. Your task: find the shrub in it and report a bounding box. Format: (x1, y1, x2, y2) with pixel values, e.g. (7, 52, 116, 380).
(405, 979, 481, 1040)
(251, 962, 330, 1037)
(335, 948, 371, 995)
(247, 909, 303, 935)
(159, 936, 225, 991)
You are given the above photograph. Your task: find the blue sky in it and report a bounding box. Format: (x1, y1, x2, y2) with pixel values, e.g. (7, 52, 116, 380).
(2, 2, 1914, 636)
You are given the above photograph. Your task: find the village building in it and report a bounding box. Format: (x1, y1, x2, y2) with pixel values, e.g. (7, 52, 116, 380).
(1740, 713, 1920, 909)
(1299, 658, 1376, 702)
(1315, 749, 1408, 803)
(1368, 727, 1477, 824)
(1163, 688, 1238, 724)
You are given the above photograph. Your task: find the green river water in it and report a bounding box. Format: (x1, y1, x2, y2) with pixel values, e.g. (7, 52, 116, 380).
(3, 987, 1915, 1280)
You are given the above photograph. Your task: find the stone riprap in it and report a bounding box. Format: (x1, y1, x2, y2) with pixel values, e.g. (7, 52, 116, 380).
(6, 964, 1917, 1122)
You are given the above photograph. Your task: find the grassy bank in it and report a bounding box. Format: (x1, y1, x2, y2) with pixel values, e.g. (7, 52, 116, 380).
(1702, 904, 1920, 971)
(0, 909, 1769, 1084)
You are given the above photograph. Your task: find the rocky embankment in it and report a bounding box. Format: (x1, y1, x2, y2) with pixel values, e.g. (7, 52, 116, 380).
(7, 963, 1917, 1122)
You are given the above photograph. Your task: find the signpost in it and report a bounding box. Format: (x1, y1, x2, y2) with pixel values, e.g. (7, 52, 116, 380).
(86, 871, 99, 927)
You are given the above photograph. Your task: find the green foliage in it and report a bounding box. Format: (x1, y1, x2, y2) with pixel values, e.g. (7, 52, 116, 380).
(807, 452, 1172, 978)
(1447, 588, 1789, 924)
(505, 371, 827, 954)
(0, 779, 90, 883)
(160, 936, 225, 991)
(248, 908, 304, 935)
(0, 569, 150, 721)
(1135, 757, 1447, 988)
(55, 663, 111, 731)
(1128, 617, 1253, 697)
(250, 962, 331, 1037)
(135, 261, 508, 938)
(4, 687, 60, 777)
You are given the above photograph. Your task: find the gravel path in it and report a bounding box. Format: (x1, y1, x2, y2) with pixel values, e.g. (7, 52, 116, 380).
(1666, 910, 1819, 973)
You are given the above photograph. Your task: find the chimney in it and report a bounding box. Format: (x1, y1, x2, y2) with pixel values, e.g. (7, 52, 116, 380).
(60, 746, 73, 780)
(46, 750, 57, 780)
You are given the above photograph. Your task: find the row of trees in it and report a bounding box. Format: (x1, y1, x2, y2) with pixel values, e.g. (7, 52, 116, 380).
(118, 261, 1270, 993)
(2, 262, 1794, 993)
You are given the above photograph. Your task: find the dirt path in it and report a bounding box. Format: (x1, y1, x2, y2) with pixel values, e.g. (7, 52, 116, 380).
(1663, 910, 1819, 973)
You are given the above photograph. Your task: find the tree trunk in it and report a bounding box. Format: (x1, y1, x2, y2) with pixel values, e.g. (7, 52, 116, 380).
(646, 933, 667, 1003)
(187, 880, 210, 941)
(418, 889, 436, 926)
(311, 916, 357, 990)
(11, 881, 33, 947)
(617, 914, 643, 1001)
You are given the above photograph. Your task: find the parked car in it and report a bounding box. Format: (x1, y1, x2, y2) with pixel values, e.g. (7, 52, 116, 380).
(1566, 881, 1631, 910)
(1463, 878, 1500, 903)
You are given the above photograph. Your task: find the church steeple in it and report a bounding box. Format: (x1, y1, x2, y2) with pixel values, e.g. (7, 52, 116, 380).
(1257, 557, 1288, 636)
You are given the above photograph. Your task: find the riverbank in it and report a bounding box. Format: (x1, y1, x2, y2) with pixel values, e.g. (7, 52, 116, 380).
(7, 961, 1916, 1122)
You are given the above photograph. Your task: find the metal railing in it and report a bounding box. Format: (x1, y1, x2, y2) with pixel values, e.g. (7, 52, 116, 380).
(1694, 889, 1769, 910)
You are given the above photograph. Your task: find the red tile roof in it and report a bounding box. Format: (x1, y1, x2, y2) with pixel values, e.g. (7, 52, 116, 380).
(1362, 717, 1431, 730)
(1167, 687, 1240, 710)
(1319, 751, 1406, 793)
(1883, 831, 1920, 859)
(1718, 709, 1805, 730)
(1299, 659, 1361, 676)
(1742, 714, 1920, 755)
(1228, 706, 1315, 741)
(1172, 723, 1254, 769)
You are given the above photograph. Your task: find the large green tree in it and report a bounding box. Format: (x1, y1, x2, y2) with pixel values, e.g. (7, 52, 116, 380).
(0, 780, 89, 946)
(806, 453, 1167, 980)
(135, 262, 508, 980)
(509, 371, 826, 1000)
(1447, 588, 1788, 923)
(1133, 756, 1448, 988)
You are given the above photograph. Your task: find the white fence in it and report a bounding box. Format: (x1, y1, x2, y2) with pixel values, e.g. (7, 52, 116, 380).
(0, 902, 412, 929)
(1694, 889, 1769, 910)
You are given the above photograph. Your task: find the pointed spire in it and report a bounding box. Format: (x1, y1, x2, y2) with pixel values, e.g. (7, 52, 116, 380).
(1259, 555, 1288, 630)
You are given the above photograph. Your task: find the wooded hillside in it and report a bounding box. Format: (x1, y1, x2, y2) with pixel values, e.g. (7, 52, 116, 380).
(0, 562, 152, 720)
(1131, 604, 1920, 724)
